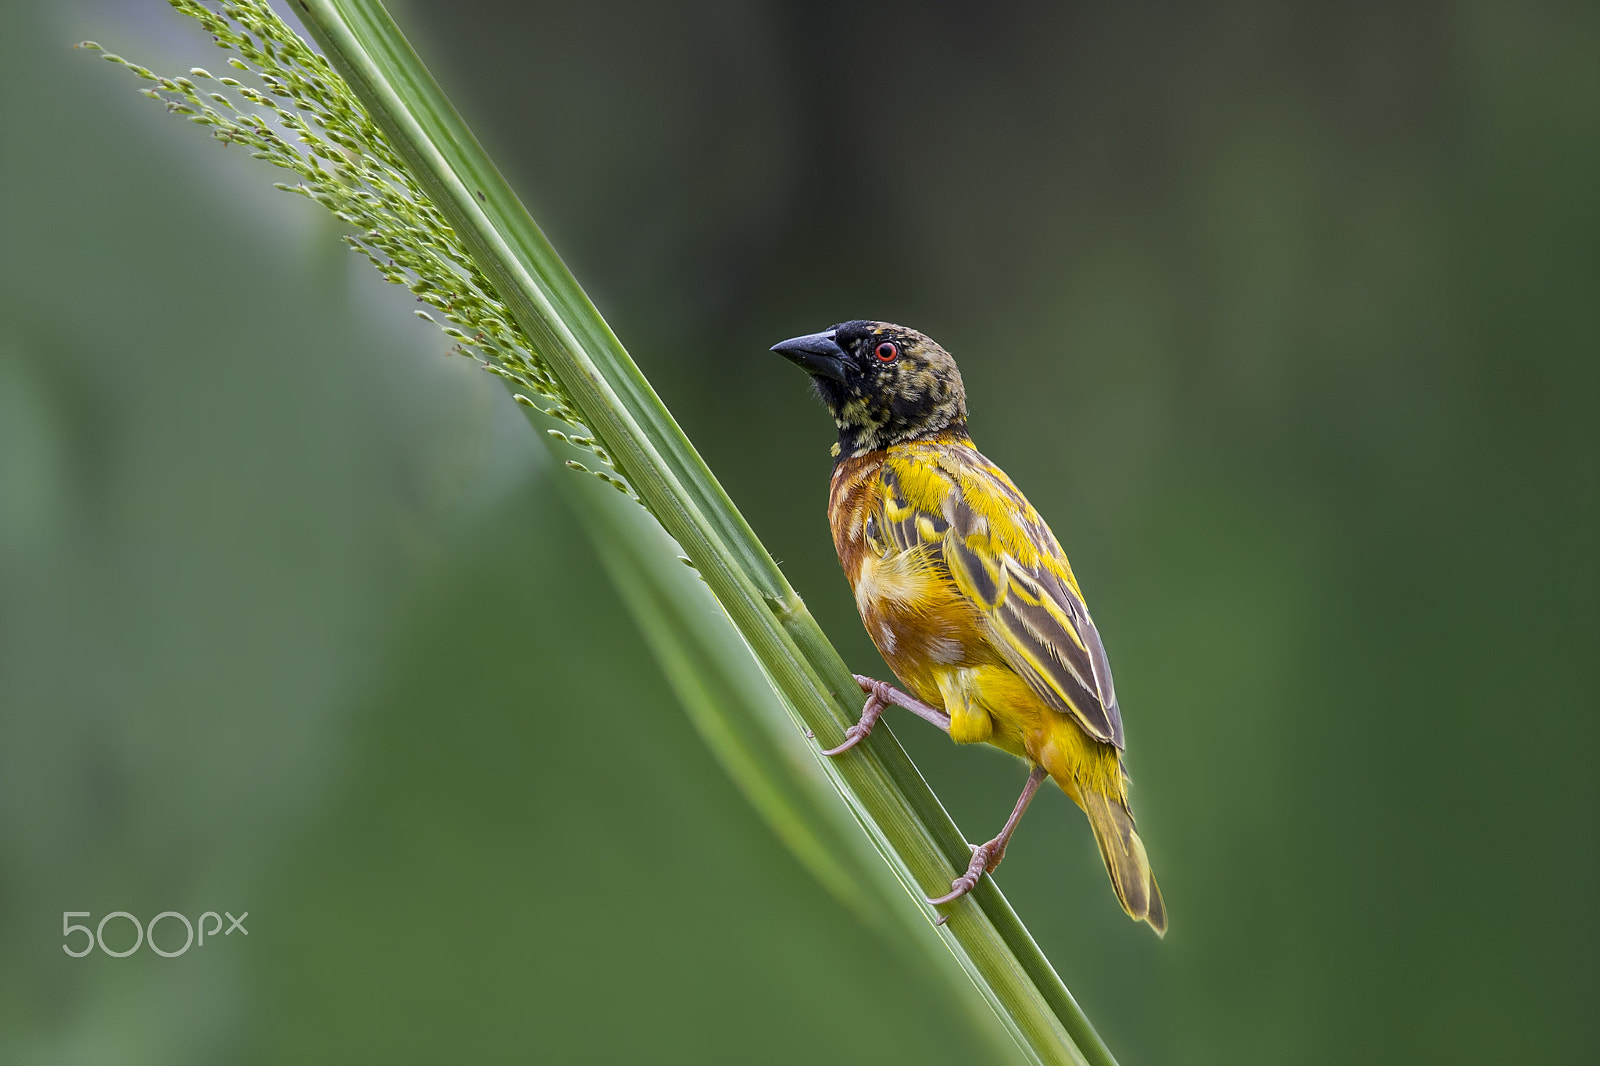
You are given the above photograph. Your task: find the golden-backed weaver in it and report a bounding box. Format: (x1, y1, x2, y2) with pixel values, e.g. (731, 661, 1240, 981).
(771, 320, 1165, 934)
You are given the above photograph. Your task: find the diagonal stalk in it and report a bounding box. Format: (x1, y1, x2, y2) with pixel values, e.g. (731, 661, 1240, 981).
(123, 2, 1123, 1061)
(294, 3, 1121, 1062)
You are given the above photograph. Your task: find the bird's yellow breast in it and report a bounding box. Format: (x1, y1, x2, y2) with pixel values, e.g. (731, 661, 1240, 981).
(828, 432, 1125, 795)
(830, 438, 1025, 757)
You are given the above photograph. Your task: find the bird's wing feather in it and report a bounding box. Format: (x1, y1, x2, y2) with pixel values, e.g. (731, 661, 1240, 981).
(880, 447, 1125, 749)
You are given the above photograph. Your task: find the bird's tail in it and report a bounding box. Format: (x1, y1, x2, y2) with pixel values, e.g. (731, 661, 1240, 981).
(1080, 789, 1167, 936)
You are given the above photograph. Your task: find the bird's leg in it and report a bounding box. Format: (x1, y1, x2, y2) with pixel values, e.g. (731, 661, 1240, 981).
(856, 675, 954, 732)
(929, 764, 1049, 914)
(818, 675, 952, 756)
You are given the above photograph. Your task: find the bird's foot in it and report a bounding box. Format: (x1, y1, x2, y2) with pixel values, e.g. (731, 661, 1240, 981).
(852, 675, 953, 733)
(818, 686, 886, 756)
(927, 842, 999, 908)
(926, 765, 1047, 923)
(816, 676, 953, 756)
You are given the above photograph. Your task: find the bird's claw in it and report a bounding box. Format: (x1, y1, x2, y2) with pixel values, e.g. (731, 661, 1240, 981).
(819, 720, 872, 756)
(816, 689, 886, 757)
(927, 843, 994, 907)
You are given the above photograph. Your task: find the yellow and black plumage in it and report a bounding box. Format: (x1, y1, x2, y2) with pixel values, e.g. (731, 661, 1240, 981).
(772, 320, 1165, 934)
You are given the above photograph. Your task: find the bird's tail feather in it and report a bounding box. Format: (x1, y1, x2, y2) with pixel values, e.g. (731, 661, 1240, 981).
(1081, 789, 1167, 936)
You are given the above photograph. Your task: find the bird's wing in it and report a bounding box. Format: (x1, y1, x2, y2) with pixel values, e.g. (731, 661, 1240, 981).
(879, 448, 1125, 749)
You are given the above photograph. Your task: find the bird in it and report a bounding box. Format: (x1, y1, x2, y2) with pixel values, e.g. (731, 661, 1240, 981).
(770, 320, 1165, 934)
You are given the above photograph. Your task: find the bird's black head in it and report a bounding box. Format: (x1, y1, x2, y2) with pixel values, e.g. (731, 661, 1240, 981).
(770, 320, 968, 458)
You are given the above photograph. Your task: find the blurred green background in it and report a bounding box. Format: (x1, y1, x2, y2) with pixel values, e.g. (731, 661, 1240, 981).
(3, 0, 1596, 1063)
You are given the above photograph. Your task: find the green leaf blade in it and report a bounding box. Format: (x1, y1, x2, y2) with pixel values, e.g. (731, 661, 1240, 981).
(132, 3, 1123, 1062)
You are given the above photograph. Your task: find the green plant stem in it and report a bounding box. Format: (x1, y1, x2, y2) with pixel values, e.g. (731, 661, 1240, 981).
(291, 2, 1119, 1062)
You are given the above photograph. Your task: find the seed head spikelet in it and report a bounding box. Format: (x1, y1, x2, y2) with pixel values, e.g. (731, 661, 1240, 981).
(81, 2, 636, 502)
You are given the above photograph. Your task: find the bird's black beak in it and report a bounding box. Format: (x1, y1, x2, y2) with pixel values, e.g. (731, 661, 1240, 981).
(770, 330, 849, 382)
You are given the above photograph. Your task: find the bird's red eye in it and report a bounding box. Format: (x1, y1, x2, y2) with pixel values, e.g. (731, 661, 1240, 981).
(874, 342, 898, 362)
